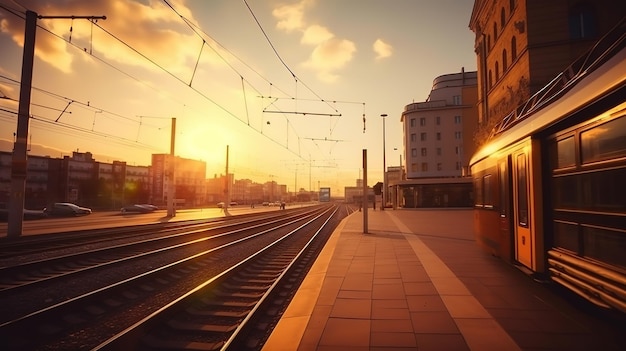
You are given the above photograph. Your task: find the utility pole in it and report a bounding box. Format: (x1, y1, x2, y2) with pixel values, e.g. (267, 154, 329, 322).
(362, 149, 368, 234)
(167, 117, 176, 217)
(225, 145, 230, 210)
(7, 11, 105, 238)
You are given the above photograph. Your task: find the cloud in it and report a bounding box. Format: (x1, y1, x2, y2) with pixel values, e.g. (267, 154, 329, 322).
(0, 0, 209, 75)
(301, 24, 333, 45)
(272, 0, 313, 32)
(272, 0, 355, 83)
(302, 38, 356, 83)
(373, 39, 392, 60)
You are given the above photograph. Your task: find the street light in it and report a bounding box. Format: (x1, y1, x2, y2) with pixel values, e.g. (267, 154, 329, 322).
(381, 113, 387, 211)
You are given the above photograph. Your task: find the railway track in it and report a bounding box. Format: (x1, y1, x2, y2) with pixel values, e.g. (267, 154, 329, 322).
(0, 204, 350, 350)
(0, 206, 319, 294)
(0, 209, 312, 261)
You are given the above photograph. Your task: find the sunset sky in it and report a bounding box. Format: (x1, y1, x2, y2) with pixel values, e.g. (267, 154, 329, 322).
(0, 0, 477, 196)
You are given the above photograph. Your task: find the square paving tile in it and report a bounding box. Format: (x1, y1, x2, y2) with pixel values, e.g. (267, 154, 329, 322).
(371, 331, 417, 348)
(318, 318, 370, 347)
(329, 298, 371, 319)
(410, 311, 460, 334)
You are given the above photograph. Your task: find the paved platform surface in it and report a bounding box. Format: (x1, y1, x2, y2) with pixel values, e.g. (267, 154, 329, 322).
(263, 208, 625, 351)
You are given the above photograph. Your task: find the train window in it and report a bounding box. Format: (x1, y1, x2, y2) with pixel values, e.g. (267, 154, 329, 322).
(580, 116, 626, 164)
(583, 226, 626, 269)
(556, 136, 576, 169)
(553, 175, 578, 208)
(516, 154, 529, 227)
(474, 176, 483, 206)
(554, 221, 580, 254)
(484, 174, 493, 208)
(498, 161, 507, 217)
(580, 168, 626, 212)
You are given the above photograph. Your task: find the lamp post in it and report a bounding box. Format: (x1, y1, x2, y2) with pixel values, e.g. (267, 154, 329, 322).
(381, 113, 387, 210)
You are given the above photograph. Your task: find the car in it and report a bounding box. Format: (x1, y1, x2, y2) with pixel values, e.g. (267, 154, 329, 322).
(120, 204, 156, 213)
(139, 204, 159, 211)
(43, 202, 92, 216)
(217, 202, 225, 208)
(0, 208, 48, 221)
(229, 201, 238, 206)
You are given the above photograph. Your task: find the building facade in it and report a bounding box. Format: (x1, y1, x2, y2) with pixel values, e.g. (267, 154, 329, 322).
(396, 69, 478, 208)
(151, 154, 206, 207)
(469, 0, 624, 145)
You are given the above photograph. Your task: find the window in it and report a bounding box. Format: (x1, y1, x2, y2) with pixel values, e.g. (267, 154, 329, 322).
(436, 132, 441, 141)
(420, 133, 427, 141)
(421, 162, 428, 172)
(420, 117, 426, 126)
(498, 161, 508, 217)
(510, 0, 515, 12)
(411, 163, 417, 172)
(484, 174, 493, 207)
(452, 95, 461, 105)
(489, 70, 493, 88)
(495, 61, 500, 80)
(456, 162, 461, 170)
(437, 163, 442, 171)
(580, 116, 626, 164)
(493, 22, 498, 40)
(421, 148, 427, 156)
(455, 131, 462, 139)
(511, 37, 517, 60)
(454, 115, 461, 124)
(455, 146, 460, 155)
(503, 49, 508, 71)
(411, 148, 417, 157)
(500, 8, 505, 30)
(410, 133, 416, 142)
(569, 4, 596, 39)
(437, 147, 442, 156)
(517, 154, 529, 227)
(554, 136, 576, 169)
(410, 118, 416, 127)
(436, 116, 441, 125)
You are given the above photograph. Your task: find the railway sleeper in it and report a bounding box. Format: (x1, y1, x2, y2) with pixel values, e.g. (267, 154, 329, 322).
(214, 288, 265, 299)
(239, 270, 279, 279)
(222, 282, 271, 291)
(232, 276, 275, 284)
(186, 306, 249, 318)
(167, 319, 237, 333)
(142, 334, 224, 351)
(200, 297, 256, 308)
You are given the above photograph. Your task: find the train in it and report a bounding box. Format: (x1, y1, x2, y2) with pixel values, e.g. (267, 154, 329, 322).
(469, 20, 625, 313)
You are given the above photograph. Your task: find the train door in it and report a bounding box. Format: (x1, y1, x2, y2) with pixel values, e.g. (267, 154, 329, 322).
(512, 148, 532, 269)
(497, 157, 513, 262)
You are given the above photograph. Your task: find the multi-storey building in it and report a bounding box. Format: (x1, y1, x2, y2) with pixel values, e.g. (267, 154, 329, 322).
(397, 69, 478, 208)
(469, 0, 624, 144)
(151, 154, 206, 207)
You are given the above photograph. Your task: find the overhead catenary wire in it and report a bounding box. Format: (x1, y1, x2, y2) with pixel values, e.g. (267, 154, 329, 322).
(0, 2, 350, 169)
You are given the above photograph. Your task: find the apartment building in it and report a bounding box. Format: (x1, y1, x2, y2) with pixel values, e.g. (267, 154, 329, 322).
(396, 69, 478, 208)
(151, 154, 206, 207)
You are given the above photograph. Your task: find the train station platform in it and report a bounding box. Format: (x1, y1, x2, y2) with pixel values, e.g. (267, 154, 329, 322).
(262, 208, 625, 351)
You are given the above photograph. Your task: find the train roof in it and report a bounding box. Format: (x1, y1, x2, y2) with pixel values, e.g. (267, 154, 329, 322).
(470, 19, 626, 166)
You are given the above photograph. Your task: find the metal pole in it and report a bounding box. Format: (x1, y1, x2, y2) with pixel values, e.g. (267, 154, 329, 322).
(225, 145, 229, 210)
(167, 118, 176, 216)
(7, 10, 37, 238)
(362, 149, 368, 234)
(381, 114, 387, 211)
